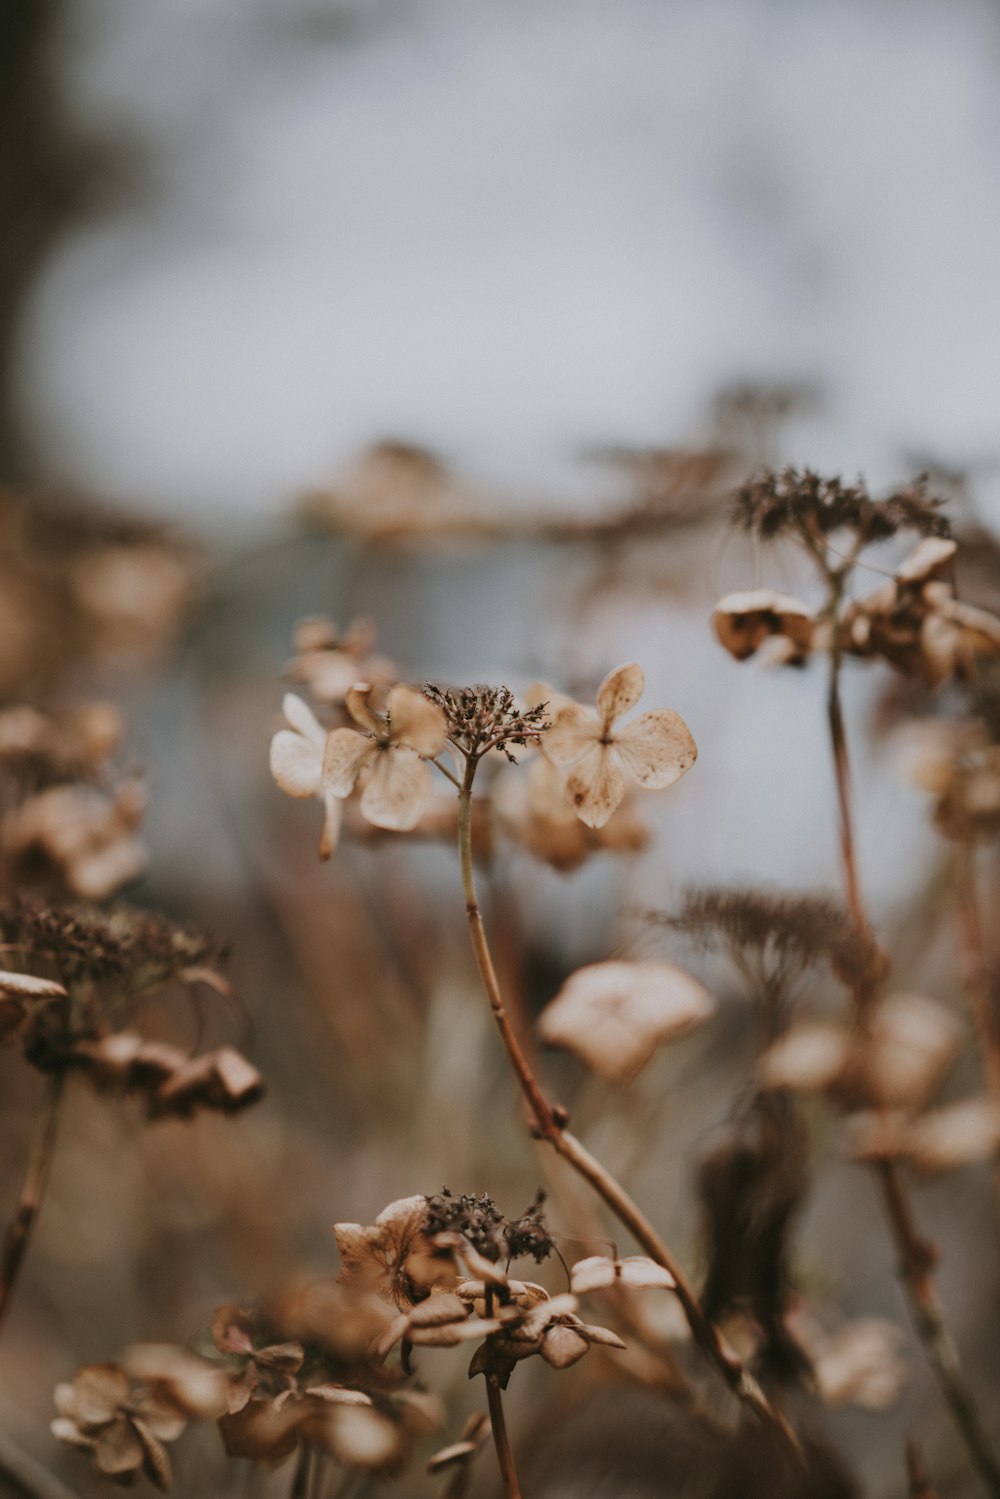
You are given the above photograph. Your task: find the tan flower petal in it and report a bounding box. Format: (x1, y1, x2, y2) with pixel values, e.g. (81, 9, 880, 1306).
(540, 1324, 590, 1369)
(758, 1022, 851, 1095)
(344, 684, 385, 737)
(132, 1418, 173, 1491)
(281, 692, 325, 745)
(322, 727, 374, 797)
(543, 704, 601, 767)
(895, 536, 957, 584)
(321, 1404, 401, 1471)
(808, 1318, 908, 1411)
(868, 992, 963, 1109)
(615, 709, 697, 789)
(538, 959, 716, 1083)
(905, 1096, 1000, 1174)
(62, 1364, 130, 1427)
(318, 789, 343, 860)
(270, 729, 323, 798)
(386, 686, 447, 756)
(359, 747, 432, 831)
(0, 970, 67, 1000)
(93, 1418, 144, 1476)
(596, 662, 645, 729)
(566, 743, 626, 829)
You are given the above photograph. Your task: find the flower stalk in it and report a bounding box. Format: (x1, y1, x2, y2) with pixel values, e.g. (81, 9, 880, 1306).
(0, 1073, 65, 1337)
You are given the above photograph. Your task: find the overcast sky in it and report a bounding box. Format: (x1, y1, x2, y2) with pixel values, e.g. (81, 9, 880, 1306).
(16, 0, 1000, 524)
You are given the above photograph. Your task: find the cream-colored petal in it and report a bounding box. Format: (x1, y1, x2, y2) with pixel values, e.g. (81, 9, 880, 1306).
(566, 744, 625, 829)
(615, 709, 697, 789)
(93, 1419, 144, 1476)
(359, 747, 432, 830)
(596, 662, 644, 729)
(281, 692, 325, 746)
(386, 685, 446, 756)
(270, 729, 322, 798)
(318, 789, 343, 861)
(895, 536, 957, 585)
(322, 728, 373, 797)
(345, 683, 385, 737)
(542, 704, 600, 767)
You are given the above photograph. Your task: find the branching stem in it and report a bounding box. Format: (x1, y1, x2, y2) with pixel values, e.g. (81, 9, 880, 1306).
(456, 758, 800, 1460)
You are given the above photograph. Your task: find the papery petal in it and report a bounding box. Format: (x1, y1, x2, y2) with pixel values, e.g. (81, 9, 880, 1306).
(270, 729, 322, 798)
(64, 1365, 131, 1427)
(345, 684, 385, 737)
(543, 704, 601, 767)
(93, 1419, 144, 1476)
(596, 662, 644, 729)
(360, 747, 432, 830)
(281, 693, 325, 746)
(615, 709, 697, 789)
(322, 728, 373, 796)
(386, 686, 446, 756)
(318, 789, 343, 860)
(566, 744, 625, 829)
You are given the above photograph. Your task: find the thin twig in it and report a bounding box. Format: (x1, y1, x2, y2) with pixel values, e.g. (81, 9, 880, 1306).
(0, 1074, 66, 1337)
(484, 1375, 522, 1499)
(289, 1446, 311, 1499)
(455, 761, 800, 1459)
(824, 646, 1000, 1498)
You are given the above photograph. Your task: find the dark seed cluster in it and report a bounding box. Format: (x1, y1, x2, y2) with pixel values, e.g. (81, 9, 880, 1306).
(424, 1187, 553, 1264)
(423, 684, 550, 761)
(731, 468, 950, 546)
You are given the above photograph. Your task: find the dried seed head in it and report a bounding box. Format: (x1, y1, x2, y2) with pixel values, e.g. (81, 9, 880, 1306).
(422, 684, 550, 760)
(731, 469, 949, 546)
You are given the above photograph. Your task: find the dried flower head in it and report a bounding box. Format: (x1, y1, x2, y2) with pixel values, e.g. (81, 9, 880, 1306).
(334, 1196, 457, 1310)
(270, 693, 343, 858)
(732, 469, 949, 546)
(493, 755, 650, 871)
(423, 683, 550, 762)
(538, 959, 716, 1083)
(542, 663, 696, 828)
(323, 685, 447, 831)
(52, 1363, 187, 1490)
(286, 615, 397, 706)
(712, 591, 816, 664)
(424, 1188, 553, 1266)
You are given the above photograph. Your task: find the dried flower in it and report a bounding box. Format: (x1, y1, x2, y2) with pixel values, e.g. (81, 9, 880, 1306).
(270, 693, 343, 859)
(52, 1363, 187, 1490)
(538, 959, 716, 1083)
(3, 781, 147, 900)
(712, 590, 815, 663)
(569, 1256, 676, 1294)
(334, 1196, 456, 1309)
(286, 616, 397, 706)
(542, 663, 696, 828)
(732, 469, 949, 545)
(423, 683, 550, 761)
(493, 755, 649, 871)
(322, 686, 447, 831)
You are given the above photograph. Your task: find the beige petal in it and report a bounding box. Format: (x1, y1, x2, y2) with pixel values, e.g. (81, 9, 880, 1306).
(868, 992, 963, 1108)
(360, 747, 432, 831)
(615, 709, 697, 789)
(93, 1419, 144, 1476)
(386, 686, 446, 756)
(0, 970, 66, 1000)
(895, 536, 957, 585)
(344, 683, 385, 736)
(538, 959, 716, 1083)
(542, 704, 601, 767)
(319, 789, 343, 861)
(281, 692, 325, 746)
(133, 1419, 172, 1491)
(712, 590, 814, 661)
(596, 662, 644, 729)
(905, 1096, 1000, 1173)
(270, 729, 323, 798)
(64, 1364, 130, 1427)
(322, 728, 373, 797)
(540, 1324, 590, 1369)
(565, 743, 626, 829)
(323, 1405, 400, 1471)
(758, 1022, 851, 1094)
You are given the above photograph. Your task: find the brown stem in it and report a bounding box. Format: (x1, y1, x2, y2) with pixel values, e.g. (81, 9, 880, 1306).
(823, 649, 1000, 1498)
(289, 1445, 311, 1499)
(0, 1073, 65, 1336)
(456, 766, 800, 1459)
(954, 840, 1000, 1107)
(0, 1423, 83, 1499)
(485, 1373, 522, 1499)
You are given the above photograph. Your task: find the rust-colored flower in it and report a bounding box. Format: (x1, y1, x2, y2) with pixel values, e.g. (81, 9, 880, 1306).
(52, 1363, 187, 1490)
(334, 1196, 457, 1309)
(269, 693, 343, 859)
(542, 663, 696, 828)
(322, 686, 446, 831)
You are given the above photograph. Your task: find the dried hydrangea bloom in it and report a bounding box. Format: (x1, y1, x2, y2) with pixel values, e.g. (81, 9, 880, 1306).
(334, 1195, 457, 1310)
(901, 1096, 1000, 1174)
(269, 693, 342, 859)
(322, 685, 446, 832)
(121, 1345, 229, 1420)
(219, 1385, 401, 1471)
(464, 1285, 626, 1386)
(212, 1305, 305, 1414)
(791, 1313, 908, 1411)
(711, 590, 815, 663)
(493, 755, 649, 872)
(0, 968, 66, 1041)
(542, 663, 696, 828)
(286, 615, 397, 706)
(758, 1022, 853, 1095)
(301, 440, 493, 546)
(538, 959, 716, 1083)
(569, 1255, 676, 1294)
(149, 1046, 265, 1120)
(3, 781, 147, 900)
(52, 1363, 187, 1490)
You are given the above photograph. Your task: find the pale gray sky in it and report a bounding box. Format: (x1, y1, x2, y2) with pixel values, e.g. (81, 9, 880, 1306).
(16, 0, 1000, 524)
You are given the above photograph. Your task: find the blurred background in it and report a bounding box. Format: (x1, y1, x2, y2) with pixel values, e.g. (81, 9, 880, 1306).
(2, 1, 1000, 1495)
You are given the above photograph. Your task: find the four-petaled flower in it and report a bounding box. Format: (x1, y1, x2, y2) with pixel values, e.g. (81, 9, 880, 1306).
(269, 693, 343, 858)
(542, 663, 696, 828)
(52, 1363, 187, 1491)
(322, 686, 446, 831)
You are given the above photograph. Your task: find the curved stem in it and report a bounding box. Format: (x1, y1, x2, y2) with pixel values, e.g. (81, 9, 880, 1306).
(484, 1374, 521, 1499)
(824, 648, 1000, 1498)
(0, 1073, 65, 1337)
(456, 761, 799, 1458)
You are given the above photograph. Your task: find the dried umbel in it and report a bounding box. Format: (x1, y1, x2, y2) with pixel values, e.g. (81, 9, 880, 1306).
(52, 1363, 189, 1491)
(731, 469, 949, 546)
(424, 1188, 554, 1267)
(424, 683, 550, 762)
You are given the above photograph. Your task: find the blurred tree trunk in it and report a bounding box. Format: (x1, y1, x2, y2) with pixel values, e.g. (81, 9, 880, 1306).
(0, 0, 94, 480)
